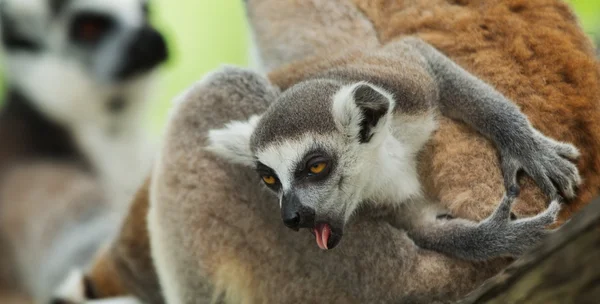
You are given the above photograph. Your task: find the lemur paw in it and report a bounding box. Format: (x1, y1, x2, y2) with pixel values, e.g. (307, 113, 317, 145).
(500, 129, 581, 200)
(481, 193, 562, 258)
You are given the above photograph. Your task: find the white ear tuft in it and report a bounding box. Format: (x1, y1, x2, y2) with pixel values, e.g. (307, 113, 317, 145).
(205, 115, 261, 166)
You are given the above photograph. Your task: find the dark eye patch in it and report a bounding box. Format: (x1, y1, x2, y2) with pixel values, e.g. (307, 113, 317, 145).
(69, 11, 116, 46)
(294, 149, 335, 181)
(0, 7, 42, 52)
(256, 162, 281, 190)
(0, 23, 42, 51)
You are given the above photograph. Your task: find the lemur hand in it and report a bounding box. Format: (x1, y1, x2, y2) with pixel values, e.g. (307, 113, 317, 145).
(476, 190, 562, 258)
(499, 128, 581, 200)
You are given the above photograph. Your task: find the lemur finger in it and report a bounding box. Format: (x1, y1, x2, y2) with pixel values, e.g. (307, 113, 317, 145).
(554, 142, 581, 160)
(489, 194, 516, 222)
(565, 160, 582, 186)
(546, 164, 576, 199)
(554, 158, 581, 185)
(501, 158, 520, 193)
(543, 199, 563, 222)
(526, 165, 558, 200)
(515, 199, 562, 228)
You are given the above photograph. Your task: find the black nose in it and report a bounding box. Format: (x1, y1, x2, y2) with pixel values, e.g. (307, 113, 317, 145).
(281, 193, 315, 231)
(115, 26, 168, 80)
(282, 212, 301, 230)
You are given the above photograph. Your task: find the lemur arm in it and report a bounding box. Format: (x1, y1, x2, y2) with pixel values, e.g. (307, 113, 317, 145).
(401, 37, 580, 199)
(398, 190, 561, 261)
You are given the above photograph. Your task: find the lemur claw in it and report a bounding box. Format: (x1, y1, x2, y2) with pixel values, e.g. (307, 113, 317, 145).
(500, 130, 581, 201)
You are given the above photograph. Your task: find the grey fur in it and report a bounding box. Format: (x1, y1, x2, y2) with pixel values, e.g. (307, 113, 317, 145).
(405, 37, 581, 199)
(208, 37, 580, 260)
(397, 191, 562, 261)
(250, 79, 340, 150)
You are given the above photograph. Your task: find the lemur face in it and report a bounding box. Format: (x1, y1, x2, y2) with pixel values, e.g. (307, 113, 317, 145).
(0, 0, 167, 82)
(209, 78, 395, 250)
(0, 0, 168, 123)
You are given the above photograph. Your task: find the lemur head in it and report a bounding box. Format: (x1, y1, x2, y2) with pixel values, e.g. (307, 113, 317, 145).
(208, 77, 398, 250)
(0, 0, 168, 123)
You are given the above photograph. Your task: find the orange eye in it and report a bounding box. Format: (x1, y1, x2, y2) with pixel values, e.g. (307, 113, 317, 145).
(262, 175, 277, 185)
(309, 162, 327, 174)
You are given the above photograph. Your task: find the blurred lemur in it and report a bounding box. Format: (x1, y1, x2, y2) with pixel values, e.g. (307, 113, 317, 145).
(207, 37, 580, 258)
(0, 0, 167, 302)
(0, 0, 167, 194)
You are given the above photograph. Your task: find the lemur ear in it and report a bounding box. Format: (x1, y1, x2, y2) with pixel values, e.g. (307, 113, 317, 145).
(332, 82, 393, 143)
(206, 115, 261, 167)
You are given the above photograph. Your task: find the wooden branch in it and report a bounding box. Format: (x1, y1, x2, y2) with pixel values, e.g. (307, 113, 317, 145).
(458, 197, 600, 304)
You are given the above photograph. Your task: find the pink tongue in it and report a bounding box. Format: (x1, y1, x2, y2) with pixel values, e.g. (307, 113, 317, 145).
(314, 224, 331, 250)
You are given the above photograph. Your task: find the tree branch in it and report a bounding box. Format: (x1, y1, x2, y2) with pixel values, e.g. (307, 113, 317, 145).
(459, 197, 600, 304)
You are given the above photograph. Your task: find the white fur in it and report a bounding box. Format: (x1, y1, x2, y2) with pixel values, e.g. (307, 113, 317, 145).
(390, 113, 438, 155)
(87, 298, 143, 304)
(255, 136, 319, 193)
(52, 270, 143, 303)
(54, 269, 86, 302)
(2, 0, 47, 18)
(357, 133, 422, 205)
(206, 115, 262, 166)
(148, 166, 186, 304)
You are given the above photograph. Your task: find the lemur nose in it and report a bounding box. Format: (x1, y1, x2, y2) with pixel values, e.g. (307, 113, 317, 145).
(283, 213, 301, 230)
(281, 192, 316, 231)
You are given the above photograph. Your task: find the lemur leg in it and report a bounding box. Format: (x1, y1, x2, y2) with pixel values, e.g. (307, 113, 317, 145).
(400, 189, 562, 261)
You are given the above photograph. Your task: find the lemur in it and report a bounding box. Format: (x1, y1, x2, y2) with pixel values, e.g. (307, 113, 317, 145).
(0, 0, 167, 199)
(0, 0, 167, 302)
(207, 36, 580, 256)
(50, 0, 600, 303)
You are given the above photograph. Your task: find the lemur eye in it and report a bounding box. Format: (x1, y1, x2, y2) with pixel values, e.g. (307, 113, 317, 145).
(309, 162, 327, 174)
(262, 175, 277, 185)
(70, 12, 115, 45)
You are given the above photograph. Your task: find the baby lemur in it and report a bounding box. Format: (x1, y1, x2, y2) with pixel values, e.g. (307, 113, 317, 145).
(207, 37, 580, 260)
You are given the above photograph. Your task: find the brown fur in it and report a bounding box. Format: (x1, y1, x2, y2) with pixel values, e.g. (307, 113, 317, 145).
(81, 0, 600, 303)
(96, 177, 162, 303)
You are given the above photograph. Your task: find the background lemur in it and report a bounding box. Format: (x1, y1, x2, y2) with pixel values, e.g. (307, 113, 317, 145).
(207, 36, 580, 257)
(52, 0, 600, 303)
(0, 0, 167, 302)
